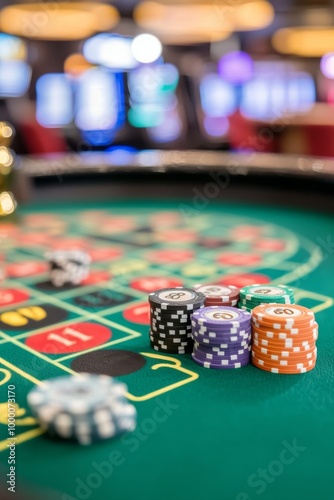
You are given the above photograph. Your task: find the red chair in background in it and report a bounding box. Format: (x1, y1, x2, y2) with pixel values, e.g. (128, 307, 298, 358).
(229, 111, 278, 153)
(19, 121, 67, 154)
(303, 125, 334, 157)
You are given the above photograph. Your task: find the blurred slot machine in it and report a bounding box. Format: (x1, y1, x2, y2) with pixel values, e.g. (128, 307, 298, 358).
(240, 61, 316, 119)
(36, 74, 74, 128)
(78, 34, 135, 147)
(35, 68, 125, 148)
(190, 52, 254, 145)
(197, 73, 237, 143)
(0, 34, 31, 99)
(74, 68, 125, 147)
(237, 62, 316, 154)
(128, 63, 186, 146)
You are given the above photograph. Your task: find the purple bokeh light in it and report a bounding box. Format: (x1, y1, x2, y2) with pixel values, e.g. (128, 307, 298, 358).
(203, 115, 229, 137)
(218, 51, 253, 84)
(320, 53, 334, 79)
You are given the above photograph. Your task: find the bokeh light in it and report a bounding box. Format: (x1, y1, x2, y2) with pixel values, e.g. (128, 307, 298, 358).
(134, 2, 232, 44)
(0, 33, 26, 60)
(106, 146, 138, 164)
(64, 54, 94, 77)
(128, 64, 179, 103)
(0, 146, 14, 173)
(231, 1, 274, 31)
(128, 104, 165, 128)
(134, 1, 273, 44)
(241, 70, 316, 119)
(0, 122, 14, 140)
(0, 60, 31, 97)
(203, 116, 229, 138)
(273, 27, 334, 57)
(75, 69, 124, 145)
(200, 74, 237, 117)
(36, 74, 73, 127)
(147, 105, 183, 143)
(0, 2, 119, 40)
(83, 34, 137, 70)
(218, 51, 253, 84)
(131, 34, 162, 64)
(0, 192, 16, 216)
(75, 70, 118, 131)
(320, 53, 334, 79)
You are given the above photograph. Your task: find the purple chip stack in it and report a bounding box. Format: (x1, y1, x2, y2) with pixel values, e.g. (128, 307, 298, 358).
(191, 306, 252, 369)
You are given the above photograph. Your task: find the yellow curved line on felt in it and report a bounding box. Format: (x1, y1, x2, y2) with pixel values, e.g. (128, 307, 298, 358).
(272, 243, 323, 286)
(0, 427, 45, 453)
(126, 352, 199, 402)
(293, 288, 334, 314)
(311, 298, 334, 313)
(0, 403, 37, 426)
(0, 357, 43, 386)
(0, 368, 11, 386)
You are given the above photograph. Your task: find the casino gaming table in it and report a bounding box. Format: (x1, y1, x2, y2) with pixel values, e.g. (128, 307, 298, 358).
(1, 151, 334, 500)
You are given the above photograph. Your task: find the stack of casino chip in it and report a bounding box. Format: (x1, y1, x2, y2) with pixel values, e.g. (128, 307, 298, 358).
(27, 374, 137, 445)
(191, 306, 252, 369)
(238, 284, 295, 312)
(148, 287, 205, 354)
(251, 304, 318, 374)
(193, 284, 239, 307)
(46, 250, 91, 287)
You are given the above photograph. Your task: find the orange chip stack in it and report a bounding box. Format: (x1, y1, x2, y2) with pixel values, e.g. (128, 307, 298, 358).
(251, 304, 318, 374)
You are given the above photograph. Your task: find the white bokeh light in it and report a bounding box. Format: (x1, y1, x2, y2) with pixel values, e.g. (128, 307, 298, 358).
(83, 34, 137, 70)
(131, 34, 162, 64)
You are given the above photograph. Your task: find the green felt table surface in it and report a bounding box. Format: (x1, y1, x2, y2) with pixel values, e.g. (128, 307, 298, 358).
(0, 199, 333, 500)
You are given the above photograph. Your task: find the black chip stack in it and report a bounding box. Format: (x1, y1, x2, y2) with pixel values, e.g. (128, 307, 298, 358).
(46, 250, 91, 287)
(148, 287, 206, 354)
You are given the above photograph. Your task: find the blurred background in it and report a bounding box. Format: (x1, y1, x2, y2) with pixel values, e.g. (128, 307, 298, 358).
(1, 0, 334, 159)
